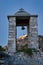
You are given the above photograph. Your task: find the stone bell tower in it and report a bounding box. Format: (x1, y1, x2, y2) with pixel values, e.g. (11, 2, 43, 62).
(7, 8, 39, 55)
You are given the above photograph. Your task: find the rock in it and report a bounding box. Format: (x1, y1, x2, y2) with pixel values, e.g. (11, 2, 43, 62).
(8, 52, 43, 65)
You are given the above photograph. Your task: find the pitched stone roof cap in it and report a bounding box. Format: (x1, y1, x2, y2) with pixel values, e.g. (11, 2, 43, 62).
(14, 8, 31, 16)
(7, 8, 38, 19)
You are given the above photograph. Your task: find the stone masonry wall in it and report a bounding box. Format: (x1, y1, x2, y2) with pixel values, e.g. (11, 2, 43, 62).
(28, 17, 38, 49)
(8, 17, 16, 54)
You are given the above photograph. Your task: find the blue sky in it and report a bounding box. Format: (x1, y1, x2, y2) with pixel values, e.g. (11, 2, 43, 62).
(0, 0, 43, 46)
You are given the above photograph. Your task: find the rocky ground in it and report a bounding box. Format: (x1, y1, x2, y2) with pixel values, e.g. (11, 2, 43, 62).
(8, 52, 43, 65)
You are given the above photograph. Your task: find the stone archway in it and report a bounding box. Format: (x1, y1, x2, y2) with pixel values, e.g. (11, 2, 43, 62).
(7, 8, 38, 55)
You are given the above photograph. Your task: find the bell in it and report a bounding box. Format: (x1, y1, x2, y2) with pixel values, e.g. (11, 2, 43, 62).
(21, 26, 25, 30)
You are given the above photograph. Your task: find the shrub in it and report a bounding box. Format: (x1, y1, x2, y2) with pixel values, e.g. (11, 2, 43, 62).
(17, 45, 33, 56)
(24, 48, 33, 56)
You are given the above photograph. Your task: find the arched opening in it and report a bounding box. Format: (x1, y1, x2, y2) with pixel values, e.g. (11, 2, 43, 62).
(16, 16, 30, 50)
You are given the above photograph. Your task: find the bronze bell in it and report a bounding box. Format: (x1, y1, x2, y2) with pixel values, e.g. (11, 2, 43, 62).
(21, 26, 25, 30)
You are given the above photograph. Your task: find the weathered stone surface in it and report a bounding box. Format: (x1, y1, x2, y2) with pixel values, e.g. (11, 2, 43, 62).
(8, 17, 16, 54)
(8, 52, 43, 65)
(29, 17, 38, 49)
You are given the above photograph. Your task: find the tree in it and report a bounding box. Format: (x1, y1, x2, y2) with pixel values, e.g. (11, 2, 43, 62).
(0, 46, 6, 51)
